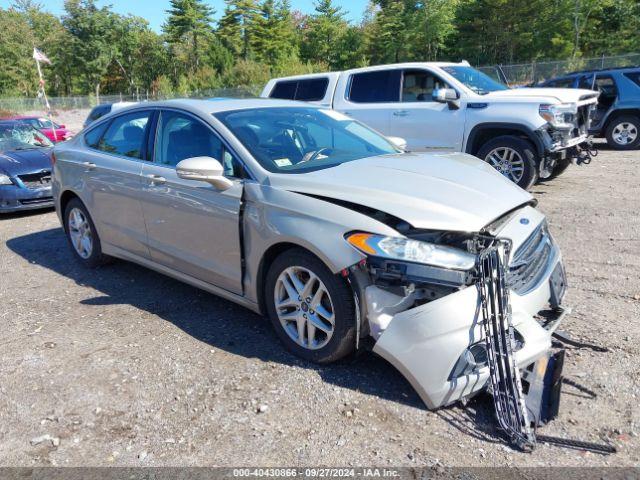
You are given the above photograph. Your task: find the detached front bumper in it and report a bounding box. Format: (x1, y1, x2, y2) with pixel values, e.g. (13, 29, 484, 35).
(368, 208, 566, 410)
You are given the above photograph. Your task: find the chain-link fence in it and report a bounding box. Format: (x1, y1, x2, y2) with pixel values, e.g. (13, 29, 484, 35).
(477, 53, 640, 86)
(0, 88, 255, 114)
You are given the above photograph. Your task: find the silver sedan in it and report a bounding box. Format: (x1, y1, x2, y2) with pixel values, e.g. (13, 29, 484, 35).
(52, 99, 567, 412)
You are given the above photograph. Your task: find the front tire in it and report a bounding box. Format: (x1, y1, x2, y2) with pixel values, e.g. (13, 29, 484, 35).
(264, 248, 356, 364)
(546, 157, 572, 180)
(605, 115, 640, 150)
(477, 136, 538, 190)
(64, 198, 107, 268)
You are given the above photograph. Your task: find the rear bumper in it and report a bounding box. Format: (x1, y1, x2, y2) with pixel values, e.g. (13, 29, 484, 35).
(0, 185, 54, 213)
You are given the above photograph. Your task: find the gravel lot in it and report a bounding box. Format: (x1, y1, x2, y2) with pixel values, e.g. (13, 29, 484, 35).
(0, 143, 638, 467)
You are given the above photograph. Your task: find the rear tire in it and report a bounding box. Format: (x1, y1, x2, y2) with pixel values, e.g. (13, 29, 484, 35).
(477, 135, 539, 190)
(605, 115, 640, 150)
(264, 248, 356, 364)
(64, 198, 107, 268)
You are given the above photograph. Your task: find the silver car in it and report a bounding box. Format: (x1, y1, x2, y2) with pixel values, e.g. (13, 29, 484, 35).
(52, 99, 567, 422)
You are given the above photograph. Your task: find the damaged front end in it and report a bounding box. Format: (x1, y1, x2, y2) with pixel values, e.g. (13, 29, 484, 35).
(346, 206, 571, 450)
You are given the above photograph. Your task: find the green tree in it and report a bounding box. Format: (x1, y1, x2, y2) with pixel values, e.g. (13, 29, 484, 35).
(163, 0, 214, 71)
(62, 0, 118, 99)
(300, 0, 350, 68)
(217, 0, 258, 60)
(251, 0, 298, 65)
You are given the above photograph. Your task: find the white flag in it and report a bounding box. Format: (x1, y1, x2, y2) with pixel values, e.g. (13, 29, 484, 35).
(33, 47, 51, 65)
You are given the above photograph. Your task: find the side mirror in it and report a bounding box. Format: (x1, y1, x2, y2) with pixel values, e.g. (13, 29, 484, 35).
(387, 136, 407, 151)
(432, 88, 458, 103)
(176, 156, 233, 190)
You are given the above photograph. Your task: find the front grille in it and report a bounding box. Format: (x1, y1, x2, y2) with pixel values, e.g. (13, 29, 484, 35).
(18, 170, 52, 189)
(507, 223, 553, 295)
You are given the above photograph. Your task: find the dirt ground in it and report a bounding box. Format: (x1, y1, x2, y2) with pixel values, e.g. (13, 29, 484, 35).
(0, 140, 638, 467)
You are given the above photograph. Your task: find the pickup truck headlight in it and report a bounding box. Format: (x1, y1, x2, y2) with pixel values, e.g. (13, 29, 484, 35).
(0, 173, 13, 185)
(539, 103, 577, 129)
(346, 232, 476, 270)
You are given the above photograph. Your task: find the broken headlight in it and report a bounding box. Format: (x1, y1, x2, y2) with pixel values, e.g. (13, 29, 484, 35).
(539, 103, 577, 130)
(346, 232, 476, 287)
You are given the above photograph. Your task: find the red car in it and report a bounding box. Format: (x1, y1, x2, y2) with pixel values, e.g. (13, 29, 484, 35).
(3, 116, 72, 143)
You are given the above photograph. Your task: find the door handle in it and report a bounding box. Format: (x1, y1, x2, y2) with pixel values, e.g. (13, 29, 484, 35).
(146, 174, 167, 185)
(393, 110, 409, 117)
(82, 161, 96, 170)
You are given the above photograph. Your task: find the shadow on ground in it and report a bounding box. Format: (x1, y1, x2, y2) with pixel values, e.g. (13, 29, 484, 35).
(7, 226, 446, 413)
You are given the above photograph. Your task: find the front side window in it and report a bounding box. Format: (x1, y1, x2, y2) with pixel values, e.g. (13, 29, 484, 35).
(215, 107, 399, 174)
(440, 66, 508, 94)
(155, 111, 224, 167)
(349, 70, 401, 103)
(97, 111, 150, 159)
(401, 70, 451, 102)
(594, 75, 618, 97)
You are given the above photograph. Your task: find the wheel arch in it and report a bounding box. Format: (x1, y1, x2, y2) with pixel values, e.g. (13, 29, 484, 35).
(59, 189, 81, 231)
(603, 108, 640, 131)
(465, 123, 544, 159)
(255, 242, 348, 316)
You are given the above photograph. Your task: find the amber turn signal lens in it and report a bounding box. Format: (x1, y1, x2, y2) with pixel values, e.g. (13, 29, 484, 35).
(346, 233, 377, 255)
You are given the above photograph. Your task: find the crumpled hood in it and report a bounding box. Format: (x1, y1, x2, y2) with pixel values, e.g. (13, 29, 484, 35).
(0, 148, 52, 177)
(267, 152, 533, 232)
(486, 87, 598, 105)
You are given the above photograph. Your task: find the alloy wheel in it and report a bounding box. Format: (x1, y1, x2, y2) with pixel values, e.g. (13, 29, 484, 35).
(274, 266, 335, 350)
(612, 122, 638, 146)
(68, 207, 93, 259)
(485, 147, 525, 183)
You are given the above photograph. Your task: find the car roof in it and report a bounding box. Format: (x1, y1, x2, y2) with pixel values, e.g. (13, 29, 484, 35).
(117, 98, 317, 116)
(566, 65, 640, 75)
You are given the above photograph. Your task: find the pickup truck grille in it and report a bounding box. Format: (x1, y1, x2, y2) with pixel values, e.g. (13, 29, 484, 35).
(18, 170, 52, 189)
(508, 222, 553, 295)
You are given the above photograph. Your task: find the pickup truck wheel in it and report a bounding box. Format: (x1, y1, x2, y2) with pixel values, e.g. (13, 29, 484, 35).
(605, 115, 640, 150)
(477, 136, 538, 190)
(265, 248, 356, 364)
(546, 157, 572, 180)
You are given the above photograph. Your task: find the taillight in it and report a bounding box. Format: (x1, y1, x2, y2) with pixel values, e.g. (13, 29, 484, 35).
(50, 151, 56, 166)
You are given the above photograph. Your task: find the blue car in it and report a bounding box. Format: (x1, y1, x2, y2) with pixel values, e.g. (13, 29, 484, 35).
(0, 121, 54, 213)
(538, 66, 640, 149)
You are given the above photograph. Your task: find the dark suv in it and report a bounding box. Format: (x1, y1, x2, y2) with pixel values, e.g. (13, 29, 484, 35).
(538, 66, 640, 149)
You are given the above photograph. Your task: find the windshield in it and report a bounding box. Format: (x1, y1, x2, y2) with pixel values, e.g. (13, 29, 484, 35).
(0, 124, 53, 152)
(215, 107, 399, 174)
(442, 66, 509, 95)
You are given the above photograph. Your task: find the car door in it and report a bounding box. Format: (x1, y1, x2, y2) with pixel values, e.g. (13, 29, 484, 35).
(384, 68, 466, 152)
(139, 109, 244, 294)
(334, 69, 401, 135)
(79, 110, 153, 259)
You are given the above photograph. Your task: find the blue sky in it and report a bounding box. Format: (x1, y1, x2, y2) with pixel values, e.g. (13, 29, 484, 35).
(0, 0, 370, 29)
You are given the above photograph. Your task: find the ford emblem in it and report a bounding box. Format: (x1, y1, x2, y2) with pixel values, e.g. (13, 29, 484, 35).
(520, 218, 530, 225)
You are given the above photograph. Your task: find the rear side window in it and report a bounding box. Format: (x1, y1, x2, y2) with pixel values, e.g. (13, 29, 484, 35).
(97, 111, 151, 159)
(88, 104, 110, 122)
(84, 121, 109, 148)
(270, 78, 329, 101)
(349, 70, 401, 103)
(624, 71, 640, 88)
(270, 81, 297, 100)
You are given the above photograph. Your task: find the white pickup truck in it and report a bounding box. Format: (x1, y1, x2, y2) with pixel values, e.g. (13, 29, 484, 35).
(262, 62, 599, 189)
